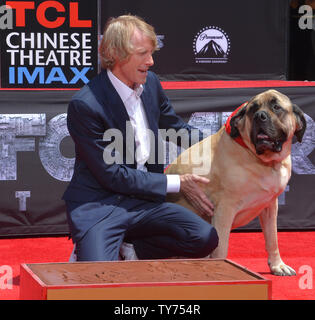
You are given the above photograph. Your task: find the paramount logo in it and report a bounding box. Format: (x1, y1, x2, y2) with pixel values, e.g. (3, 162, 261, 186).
(193, 26, 231, 64)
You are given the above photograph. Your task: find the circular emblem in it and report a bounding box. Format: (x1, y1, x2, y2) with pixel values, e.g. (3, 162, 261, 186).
(193, 26, 231, 63)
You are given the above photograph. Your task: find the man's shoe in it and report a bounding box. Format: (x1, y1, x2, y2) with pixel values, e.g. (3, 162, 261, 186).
(69, 244, 77, 262)
(119, 242, 138, 260)
(69, 242, 139, 261)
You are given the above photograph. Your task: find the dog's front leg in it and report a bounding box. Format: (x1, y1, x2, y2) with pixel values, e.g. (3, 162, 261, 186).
(259, 199, 296, 276)
(210, 205, 235, 259)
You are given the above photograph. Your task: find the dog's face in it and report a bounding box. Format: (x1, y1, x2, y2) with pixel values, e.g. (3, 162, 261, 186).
(230, 90, 306, 163)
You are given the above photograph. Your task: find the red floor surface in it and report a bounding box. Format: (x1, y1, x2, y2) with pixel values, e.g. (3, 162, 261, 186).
(0, 231, 314, 300)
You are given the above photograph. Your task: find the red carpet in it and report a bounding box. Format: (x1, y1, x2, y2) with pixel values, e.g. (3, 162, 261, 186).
(0, 231, 314, 300)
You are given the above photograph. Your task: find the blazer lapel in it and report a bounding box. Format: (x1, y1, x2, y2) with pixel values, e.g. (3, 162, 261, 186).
(140, 84, 157, 133)
(88, 70, 131, 135)
(88, 70, 136, 165)
(141, 83, 164, 173)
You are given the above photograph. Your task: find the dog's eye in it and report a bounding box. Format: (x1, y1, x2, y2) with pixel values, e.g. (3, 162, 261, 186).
(272, 104, 282, 113)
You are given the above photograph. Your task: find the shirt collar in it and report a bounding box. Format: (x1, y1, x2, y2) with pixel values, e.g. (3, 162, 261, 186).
(107, 69, 143, 103)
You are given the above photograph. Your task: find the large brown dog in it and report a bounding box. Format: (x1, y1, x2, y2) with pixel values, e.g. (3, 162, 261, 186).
(165, 89, 306, 276)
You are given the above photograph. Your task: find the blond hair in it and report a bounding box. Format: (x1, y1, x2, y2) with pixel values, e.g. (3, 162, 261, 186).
(99, 15, 158, 70)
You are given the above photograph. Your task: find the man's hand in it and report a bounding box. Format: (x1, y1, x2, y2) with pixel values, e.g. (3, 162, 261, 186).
(179, 174, 214, 218)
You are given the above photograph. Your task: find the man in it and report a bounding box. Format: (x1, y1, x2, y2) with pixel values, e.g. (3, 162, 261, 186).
(63, 15, 218, 261)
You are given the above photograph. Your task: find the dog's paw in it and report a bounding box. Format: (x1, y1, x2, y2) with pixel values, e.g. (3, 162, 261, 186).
(269, 262, 296, 276)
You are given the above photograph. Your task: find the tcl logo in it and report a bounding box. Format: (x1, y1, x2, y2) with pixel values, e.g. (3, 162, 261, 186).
(6, 1, 92, 28)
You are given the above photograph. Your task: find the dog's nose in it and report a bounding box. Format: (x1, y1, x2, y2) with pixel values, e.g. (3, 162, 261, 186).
(255, 111, 268, 122)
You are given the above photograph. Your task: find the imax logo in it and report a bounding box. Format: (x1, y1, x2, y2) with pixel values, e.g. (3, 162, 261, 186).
(8, 66, 91, 84)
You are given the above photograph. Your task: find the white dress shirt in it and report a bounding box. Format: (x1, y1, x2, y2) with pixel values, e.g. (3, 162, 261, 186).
(107, 69, 180, 193)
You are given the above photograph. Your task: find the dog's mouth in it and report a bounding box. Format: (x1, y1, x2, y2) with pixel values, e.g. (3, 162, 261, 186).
(253, 129, 285, 155)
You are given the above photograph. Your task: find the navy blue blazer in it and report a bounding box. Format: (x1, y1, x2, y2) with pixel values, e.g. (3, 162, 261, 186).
(63, 70, 200, 241)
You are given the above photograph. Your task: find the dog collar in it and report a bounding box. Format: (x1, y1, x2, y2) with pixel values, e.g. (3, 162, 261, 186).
(225, 103, 249, 149)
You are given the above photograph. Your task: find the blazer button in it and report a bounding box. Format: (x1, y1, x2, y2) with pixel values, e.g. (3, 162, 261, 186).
(117, 195, 122, 200)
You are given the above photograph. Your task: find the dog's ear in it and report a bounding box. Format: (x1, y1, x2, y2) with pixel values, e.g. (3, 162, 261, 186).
(229, 104, 247, 138)
(292, 104, 306, 143)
